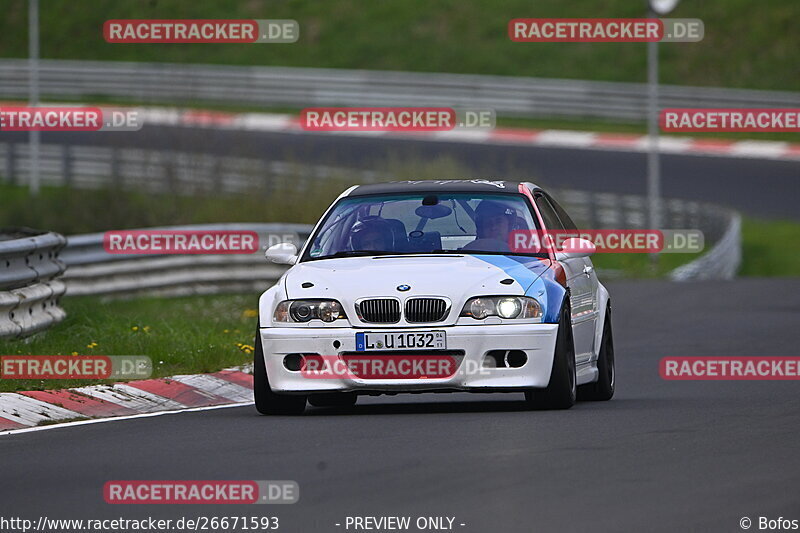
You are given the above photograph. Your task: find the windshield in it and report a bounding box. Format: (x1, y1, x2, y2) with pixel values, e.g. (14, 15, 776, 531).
(301, 192, 544, 261)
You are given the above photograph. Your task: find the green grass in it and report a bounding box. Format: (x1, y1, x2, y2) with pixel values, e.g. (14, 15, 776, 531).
(740, 217, 800, 277)
(0, 294, 259, 392)
(0, 178, 353, 235)
(0, 0, 798, 91)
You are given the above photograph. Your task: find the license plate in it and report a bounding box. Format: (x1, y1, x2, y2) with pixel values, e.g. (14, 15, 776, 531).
(355, 331, 446, 352)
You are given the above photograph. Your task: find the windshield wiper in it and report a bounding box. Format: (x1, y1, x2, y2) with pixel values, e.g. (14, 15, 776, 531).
(318, 250, 396, 259)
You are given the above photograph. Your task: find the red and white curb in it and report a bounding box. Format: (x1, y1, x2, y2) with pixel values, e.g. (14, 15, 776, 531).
(141, 108, 800, 161)
(0, 365, 254, 434)
(3, 102, 795, 161)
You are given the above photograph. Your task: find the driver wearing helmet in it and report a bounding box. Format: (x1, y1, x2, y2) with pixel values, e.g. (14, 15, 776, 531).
(350, 216, 395, 252)
(462, 200, 515, 252)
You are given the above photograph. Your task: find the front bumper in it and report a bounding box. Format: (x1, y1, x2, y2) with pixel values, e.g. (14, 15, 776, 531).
(259, 323, 559, 393)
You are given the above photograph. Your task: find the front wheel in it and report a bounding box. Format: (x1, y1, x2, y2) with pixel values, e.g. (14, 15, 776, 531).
(525, 301, 576, 410)
(254, 329, 307, 415)
(578, 303, 615, 401)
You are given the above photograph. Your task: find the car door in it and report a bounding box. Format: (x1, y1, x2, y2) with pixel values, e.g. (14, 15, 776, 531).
(534, 192, 596, 364)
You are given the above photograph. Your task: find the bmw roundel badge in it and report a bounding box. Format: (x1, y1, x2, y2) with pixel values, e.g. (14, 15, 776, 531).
(397, 284, 411, 292)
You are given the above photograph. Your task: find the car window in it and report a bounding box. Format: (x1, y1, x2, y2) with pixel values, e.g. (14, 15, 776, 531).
(302, 192, 544, 260)
(545, 193, 578, 231)
(534, 193, 564, 231)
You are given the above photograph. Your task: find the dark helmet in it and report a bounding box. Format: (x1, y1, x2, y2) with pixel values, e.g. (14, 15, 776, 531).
(350, 216, 394, 250)
(475, 200, 516, 228)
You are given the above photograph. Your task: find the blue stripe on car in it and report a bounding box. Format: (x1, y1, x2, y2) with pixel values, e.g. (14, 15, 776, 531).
(473, 255, 565, 323)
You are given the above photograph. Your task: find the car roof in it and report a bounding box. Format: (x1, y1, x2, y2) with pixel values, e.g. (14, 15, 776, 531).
(346, 179, 541, 197)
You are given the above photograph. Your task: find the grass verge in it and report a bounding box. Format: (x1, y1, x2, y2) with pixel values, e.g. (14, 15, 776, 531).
(1, 0, 798, 91)
(740, 218, 800, 277)
(0, 294, 259, 393)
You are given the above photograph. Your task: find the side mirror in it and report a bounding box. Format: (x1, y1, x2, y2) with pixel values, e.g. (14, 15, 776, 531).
(555, 237, 595, 260)
(265, 242, 298, 265)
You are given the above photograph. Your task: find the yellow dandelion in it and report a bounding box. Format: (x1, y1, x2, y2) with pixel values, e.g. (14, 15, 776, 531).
(223, 329, 230, 334)
(131, 326, 139, 331)
(71, 351, 79, 356)
(242, 309, 258, 318)
(143, 326, 151, 332)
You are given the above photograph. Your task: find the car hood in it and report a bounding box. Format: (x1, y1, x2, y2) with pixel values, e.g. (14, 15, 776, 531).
(284, 254, 551, 325)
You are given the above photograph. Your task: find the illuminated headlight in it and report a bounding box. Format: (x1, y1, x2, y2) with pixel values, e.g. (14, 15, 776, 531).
(460, 296, 541, 321)
(274, 300, 346, 323)
(497, 297, 522, 319)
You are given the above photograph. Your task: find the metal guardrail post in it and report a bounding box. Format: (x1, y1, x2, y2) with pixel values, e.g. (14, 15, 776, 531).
(0, 229, 68, 338)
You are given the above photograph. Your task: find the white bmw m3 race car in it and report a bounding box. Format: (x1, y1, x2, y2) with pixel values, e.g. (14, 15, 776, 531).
(255, 179, 614, 414)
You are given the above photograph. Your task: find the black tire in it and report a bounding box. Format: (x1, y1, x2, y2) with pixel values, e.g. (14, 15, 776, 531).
(525, 301, 577, 410)
(308, 392, 358, 408)
(254, 330, 307, 415)
(578, 304, 615, 401)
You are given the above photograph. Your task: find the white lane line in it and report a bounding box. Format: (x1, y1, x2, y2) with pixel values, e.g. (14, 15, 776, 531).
(73, 384, 184, 413)
(432, 130, 492, 142)
(171, 375, 254, 403)
(0, 402, 253, 437)
(236, 113, 295, 130)
(534, 130, 597, 147)
(729, 141, 791, 158)
(0, 393, 83, 426)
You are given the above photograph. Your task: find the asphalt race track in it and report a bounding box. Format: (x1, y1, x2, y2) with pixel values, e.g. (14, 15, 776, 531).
(12, 127, 800, 219)
(1, 278, 798, 533)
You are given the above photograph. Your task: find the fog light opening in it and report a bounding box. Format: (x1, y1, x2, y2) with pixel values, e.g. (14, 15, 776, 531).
(283, 353, 305, 372)
(505, 350, 527, 368)
(484, 350, 527, 368)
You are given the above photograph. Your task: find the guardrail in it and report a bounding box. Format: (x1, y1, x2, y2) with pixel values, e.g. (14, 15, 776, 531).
(61, 224, 312, 297)
(669, 214, 742, 281)
(0, 229, 67, 338)
(1, 59, 798, 122)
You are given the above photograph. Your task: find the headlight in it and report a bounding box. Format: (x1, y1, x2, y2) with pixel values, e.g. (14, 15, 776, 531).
(274, 299, 347, 323)
(460, 296, 541, 320)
